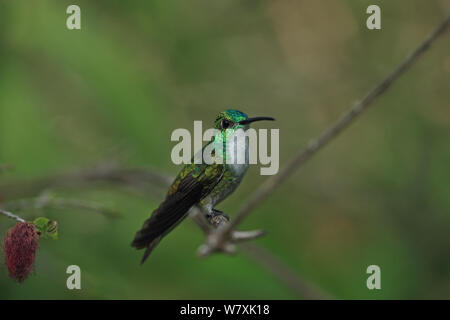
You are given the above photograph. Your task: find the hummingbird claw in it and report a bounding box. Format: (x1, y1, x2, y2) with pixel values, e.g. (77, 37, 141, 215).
(207, 209, 229, 220)
(206, 209, 230, 227)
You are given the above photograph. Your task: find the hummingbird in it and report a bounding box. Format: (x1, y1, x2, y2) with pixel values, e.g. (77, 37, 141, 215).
(131, 109, 275, 263)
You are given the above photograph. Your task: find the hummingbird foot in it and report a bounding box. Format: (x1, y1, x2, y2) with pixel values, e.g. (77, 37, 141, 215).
(206, 209, 230, 227)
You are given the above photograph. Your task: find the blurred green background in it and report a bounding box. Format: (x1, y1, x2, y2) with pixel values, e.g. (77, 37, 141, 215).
(0, 0, 449, 299)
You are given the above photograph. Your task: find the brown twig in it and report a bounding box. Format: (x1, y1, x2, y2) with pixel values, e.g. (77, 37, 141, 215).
(189, 206, 267, 253)
(0, 164, 315, 297)
(199, 15, 450, 256)
(0, 163, 172, 200)
(4, 195, 121, 219)
(241, 243, 330, 299)
(0, 164, 13, 174)
(0, 208, 25, 223)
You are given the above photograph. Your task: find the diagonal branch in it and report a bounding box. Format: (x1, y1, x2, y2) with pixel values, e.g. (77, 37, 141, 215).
(0, 164, 322, 298)
(0, 161, 173, 200)
(4, 195, 121, 219)
(199, 15, 450, 255)
(0, 208, 25, 223)
(0, 164, 13, 174)
(240, 243, 330, 299)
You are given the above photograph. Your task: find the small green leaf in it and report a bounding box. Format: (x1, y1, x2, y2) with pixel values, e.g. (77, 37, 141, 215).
(32, 217, 58, 240)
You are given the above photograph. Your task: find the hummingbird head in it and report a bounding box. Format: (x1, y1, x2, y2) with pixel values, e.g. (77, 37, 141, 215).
(211, 109, 275, 161)
(213, 109, 275, 132)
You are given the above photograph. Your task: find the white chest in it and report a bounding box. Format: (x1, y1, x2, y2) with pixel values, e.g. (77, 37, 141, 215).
(225, 136, 249, 176)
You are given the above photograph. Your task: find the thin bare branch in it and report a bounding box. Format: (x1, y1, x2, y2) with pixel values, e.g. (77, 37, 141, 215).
(0, 163, 172, 200)
(4, 196, 121, 219)
(0, 208, 25, 223)
(200, 15, 450, 255)
(188, 206, 266, 250)
(0, 164, 13, 174)
(0, 165, 328, 298)
(240, 243, 330, 300)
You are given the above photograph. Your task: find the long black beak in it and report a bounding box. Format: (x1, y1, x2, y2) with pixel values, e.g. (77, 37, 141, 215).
(238, 116, 275, 125)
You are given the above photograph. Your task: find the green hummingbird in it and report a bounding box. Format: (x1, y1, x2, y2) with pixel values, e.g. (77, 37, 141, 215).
(131, 109, 275, 263)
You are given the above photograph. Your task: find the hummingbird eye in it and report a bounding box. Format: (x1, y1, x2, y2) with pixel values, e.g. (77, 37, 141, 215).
(221, 119, 232, 129)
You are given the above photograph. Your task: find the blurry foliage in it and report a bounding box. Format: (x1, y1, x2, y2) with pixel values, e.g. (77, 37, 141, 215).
(0, 0, 449, 299)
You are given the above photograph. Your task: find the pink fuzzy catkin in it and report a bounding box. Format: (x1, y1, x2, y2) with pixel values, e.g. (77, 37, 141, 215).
(3, 222, 39, 283)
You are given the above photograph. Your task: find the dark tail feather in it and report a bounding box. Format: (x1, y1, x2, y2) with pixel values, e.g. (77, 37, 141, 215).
(140, 236, 162, 264)
(131, 190, 200, 263)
